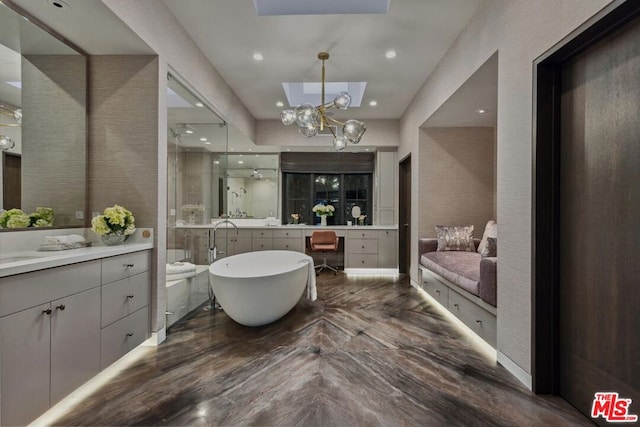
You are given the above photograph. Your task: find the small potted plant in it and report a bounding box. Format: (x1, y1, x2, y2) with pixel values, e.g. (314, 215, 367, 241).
(358, 214, 367, 226)
(291, 213, 300, 224)
(91, 204, 136, 245)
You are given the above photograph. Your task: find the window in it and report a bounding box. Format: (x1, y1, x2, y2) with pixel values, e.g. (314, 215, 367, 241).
(283, 173, 372, 225)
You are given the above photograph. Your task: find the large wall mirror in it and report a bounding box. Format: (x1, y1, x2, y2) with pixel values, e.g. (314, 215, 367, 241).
(167, 73, 279, 226)
(0, 2, 87, 230)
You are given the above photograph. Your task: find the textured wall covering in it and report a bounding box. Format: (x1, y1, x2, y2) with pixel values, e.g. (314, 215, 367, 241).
(22, 55, 86, 226)
(400, 0, 614, 380)
(88, 55, 161, 330)
(419, 127, 495, 240)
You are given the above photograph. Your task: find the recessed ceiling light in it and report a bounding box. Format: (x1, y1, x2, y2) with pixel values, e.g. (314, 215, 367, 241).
(195, 102, 204, 107)
(214, 160, 220, 164)
(185, 129, 194, 134)
(385, 50, 397, 59)
(238, 160, 244, 164)
(276, 101, 284, 107)
(365, 148, 370, 151)
(476, 108, 486, 114)
(253, 52, 264, 61)
(248, 148, 253, 151)
(230, 148, 235, 151)
(286, 148, 291, 152)
(48, 0, 70, 9)
(369, 100, 378, 107)
(200, 137, 207, 141)
(204, 142, 211, 145)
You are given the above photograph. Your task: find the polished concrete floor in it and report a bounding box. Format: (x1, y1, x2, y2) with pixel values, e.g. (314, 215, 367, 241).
(54, 274, 590, 426)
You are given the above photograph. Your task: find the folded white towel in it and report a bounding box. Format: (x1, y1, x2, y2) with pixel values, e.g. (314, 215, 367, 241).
(44, 234, 85, 245)
(39, 234, 90, 251)
(166, 262, 197, 275)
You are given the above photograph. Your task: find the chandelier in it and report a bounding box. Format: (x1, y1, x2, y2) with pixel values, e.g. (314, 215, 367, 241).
(280, 52, 366, 151)
(0, 106, 21, 151)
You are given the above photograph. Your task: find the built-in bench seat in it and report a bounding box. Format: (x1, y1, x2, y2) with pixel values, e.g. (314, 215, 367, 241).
(418, 221, 497, 347)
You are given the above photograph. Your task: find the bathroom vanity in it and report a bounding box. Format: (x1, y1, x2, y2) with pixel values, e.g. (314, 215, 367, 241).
(0, 232, 153, 426)
(175, 223, 398, 272)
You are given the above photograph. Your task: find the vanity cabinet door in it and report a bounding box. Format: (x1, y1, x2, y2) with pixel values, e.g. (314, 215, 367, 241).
(0, 304, 52, 427)
(50, 287, 101, 405)
(228, 237, 252, 256)
(377, 230, 397, 268)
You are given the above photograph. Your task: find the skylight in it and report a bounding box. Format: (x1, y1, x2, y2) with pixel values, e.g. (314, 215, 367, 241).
(253, 0, 389, 16)
(282, 82, 366, 107)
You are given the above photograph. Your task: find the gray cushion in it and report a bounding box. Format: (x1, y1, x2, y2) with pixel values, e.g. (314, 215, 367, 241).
(420, 251, 481, 295)
(435, 225, 475, 252)
(477, 220, 497, 254)
(481, 237, 497, 257)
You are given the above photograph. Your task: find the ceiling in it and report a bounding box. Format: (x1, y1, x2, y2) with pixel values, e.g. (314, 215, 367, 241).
(162, 0, 484, 121)
(6, 0, 497, 150)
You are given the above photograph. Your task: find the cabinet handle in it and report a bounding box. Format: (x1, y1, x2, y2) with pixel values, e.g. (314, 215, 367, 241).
(436, 290, 440, 295)
(453, 303, 459, 308)
(125, 263, 134, 268)
(361, 245, 365, 249)
(42, 308, 52, 315)
(56, 304, 65, 311)
(126, 333, 134, 337)
(361, 260, 365, 264)
(127, 295, 135, 299)
(476, 320, 483, 324)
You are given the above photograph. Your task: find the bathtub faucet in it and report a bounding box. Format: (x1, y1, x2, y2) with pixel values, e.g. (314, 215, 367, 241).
(209, 219, 239, 262)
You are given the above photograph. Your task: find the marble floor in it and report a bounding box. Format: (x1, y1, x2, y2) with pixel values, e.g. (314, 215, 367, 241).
(53, 274, 590, 426)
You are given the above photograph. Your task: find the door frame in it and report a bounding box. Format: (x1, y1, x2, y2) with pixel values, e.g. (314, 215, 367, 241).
(398, 154, 411, 274)
(532, 0, 640, 393)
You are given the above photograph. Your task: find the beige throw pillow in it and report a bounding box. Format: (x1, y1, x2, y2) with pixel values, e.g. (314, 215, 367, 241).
(435, 225, 475, 252)
(477, 220, 497, 254)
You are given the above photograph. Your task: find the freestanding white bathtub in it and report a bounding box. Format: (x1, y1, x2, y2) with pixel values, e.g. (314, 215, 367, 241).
(209, 250, 313, 326)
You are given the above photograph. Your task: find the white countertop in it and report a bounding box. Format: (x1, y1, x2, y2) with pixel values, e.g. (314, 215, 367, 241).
(175, 224, 398, 230)
(0, 228, 154, 278)
(0, 243, 153, 278)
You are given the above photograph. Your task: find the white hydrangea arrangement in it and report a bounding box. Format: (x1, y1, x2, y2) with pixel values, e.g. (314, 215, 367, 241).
(91, 204, 136, 236)
(0, 207, 54, 228)
(312, 203, 335, 216)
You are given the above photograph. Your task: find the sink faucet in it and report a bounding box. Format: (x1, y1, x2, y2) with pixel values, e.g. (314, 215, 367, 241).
(209, 219, 239, 262)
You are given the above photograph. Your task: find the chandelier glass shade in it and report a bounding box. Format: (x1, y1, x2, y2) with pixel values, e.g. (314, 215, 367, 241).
(0, 106, 21, 151)
(280, 52, 366, 151)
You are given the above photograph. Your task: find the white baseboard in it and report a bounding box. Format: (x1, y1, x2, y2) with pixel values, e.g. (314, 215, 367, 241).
(497, 351, 532, 390)
(344, 268, 399, 276)
(145, 327, 166, 346)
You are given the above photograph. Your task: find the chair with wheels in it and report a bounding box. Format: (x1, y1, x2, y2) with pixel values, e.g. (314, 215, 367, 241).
(310, 230, 339, 275)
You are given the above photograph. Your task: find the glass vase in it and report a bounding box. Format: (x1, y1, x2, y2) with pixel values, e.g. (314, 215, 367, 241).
(101, 233, 128, 246)
(320, 215, 327, 226)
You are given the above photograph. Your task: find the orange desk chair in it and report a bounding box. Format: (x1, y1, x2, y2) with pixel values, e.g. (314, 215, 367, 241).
(310, 230, 339, 275)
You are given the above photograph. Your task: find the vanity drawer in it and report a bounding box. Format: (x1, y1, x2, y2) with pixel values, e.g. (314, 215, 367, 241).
(252, 238, 273, 251)
(101, 251, 150, 285)
(347, 238, 378, 254)
(448, 290, 497, 347)
(215, 229, 252, 239)
(100, 306, 149, 369)
(422, 279, 449, 307)
(101, 272, 150, 327)
(273, 229, 302, 239)
(348, 254, 378, 268)
(252, 229, 273, 239)
(0, 261, 101, 317)
(347, 229, 378, 240)
(273, 238, 304, 252)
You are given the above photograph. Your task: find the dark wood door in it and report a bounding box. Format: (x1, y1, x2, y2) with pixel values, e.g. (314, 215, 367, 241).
(558, 13, 640, 421)
(3, 153, 21, 209)
(398, 155, 411, 274)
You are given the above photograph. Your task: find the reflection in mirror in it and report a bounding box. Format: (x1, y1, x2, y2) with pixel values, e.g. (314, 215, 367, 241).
(167, 74, 279, 225)
(0, 2, 86, 230)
